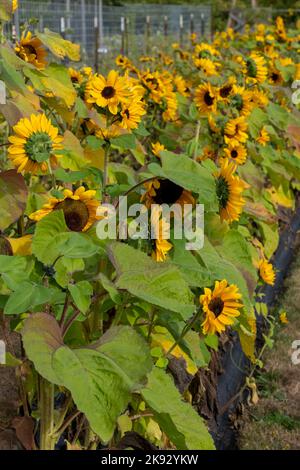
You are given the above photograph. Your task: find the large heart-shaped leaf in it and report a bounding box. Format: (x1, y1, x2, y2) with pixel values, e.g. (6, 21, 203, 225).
(142, 367, 215, 450)
(22, 314, 152, 442)
(108, 242, 195, 319)
(0, 170, 28, 231)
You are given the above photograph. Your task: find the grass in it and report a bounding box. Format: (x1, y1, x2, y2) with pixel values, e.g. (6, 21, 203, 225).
(239, 241, 300, 450)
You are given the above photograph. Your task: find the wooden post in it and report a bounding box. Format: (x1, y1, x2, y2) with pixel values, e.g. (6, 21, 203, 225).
(120, 16, 125, 55)
(80, 0, 87, 52)
(163, 15, 168, 38)
(190, 13, 194, 36)
(179, 14, 183, 48)
(125, 17, 129, 56)
(60, 17, 66, 39)
(94, 15, 99, 72)
(200, 13, 205, 37)
(146, 15, 151, 55)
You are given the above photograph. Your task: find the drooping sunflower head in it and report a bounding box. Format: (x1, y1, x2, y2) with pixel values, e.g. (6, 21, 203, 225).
(256, 127, 270, 146)
(30, 186, 101, 232)
(258, 258, 275, 286)
(194, 43, 220, 59)
(245, 53, 267, 84)
(15, 31, 47, 69)
(151, 142, 165, 157)
(224, 116, 248, 145)
(8, 114, 63, 174)
(141, 178, 194, 209)
(193, 57, 219, 76)
(86, 70, 129, 115)
(215, 159, 247, 223)
(200, 280, 243, 335)
(195, 82, 218, 114)
(151, 209, 173, 263)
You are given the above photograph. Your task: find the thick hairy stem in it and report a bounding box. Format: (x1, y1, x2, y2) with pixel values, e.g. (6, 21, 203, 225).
(39, 376, 56, 450)
(103, 144, 110, 203)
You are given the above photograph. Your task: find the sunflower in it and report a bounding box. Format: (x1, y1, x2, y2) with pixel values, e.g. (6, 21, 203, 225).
(230, 86, 254, 117)
(200, 280, 243, 335)
(174, 75, 190, 97)
(245, 53, 267, 84)
(15, 31, 47, 69)
(68, 67, 83, 85)
(224, 116, 248, 145)
(195, 82, 218, 114)
(194, 43, 220, 59)
(223, 142, 247, 165)
(115, 55, 131, 69)
(12, 0, 18, 12)
(8, 114, 63, 174)
(279, 311, 288, 324)
(119, 100, 146, 131)
(86, 70, 129, 114)
(30, 187, 101, 232)
(215, 159, 247, 223)
(218, 77, 236, 101)
(258, 258, 275, 285)
(151, 209, 173, 262)
(141, 178, 194, 210)
(151, 142, 165, 157)
(269, 65, 283, 85)
(193, 57, 219, 76)
(256, 127, 270, 146)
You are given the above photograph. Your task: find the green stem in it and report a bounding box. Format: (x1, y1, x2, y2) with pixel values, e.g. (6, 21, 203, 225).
(165, 309, 200, 357)
(39, 376, 56, 450)
(103, 143, 110, 202)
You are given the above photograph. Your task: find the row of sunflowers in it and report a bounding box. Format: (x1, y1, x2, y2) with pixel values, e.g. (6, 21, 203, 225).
(0, 1, 300, 450)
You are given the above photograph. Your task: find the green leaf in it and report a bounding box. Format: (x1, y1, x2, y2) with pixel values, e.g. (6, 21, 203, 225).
(98, 273, 122, 305)
(153, 151, 218, 209)
(22, 314, 152, 442)
(0, 255, 33, 290)
(108, 242, 195, 320)
(267, 103, 289, 130)
(4, 281, 62, 315)
(68, 281, 93, 314)
(111, 133, 137, 150)
(171, 238, 211, 287)
(141, 367, 215, 450)
(32, 210, 99, 264)
(0, 170, 28, 231)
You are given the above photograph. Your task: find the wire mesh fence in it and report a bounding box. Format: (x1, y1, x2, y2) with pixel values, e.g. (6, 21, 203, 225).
(13, 1, 212, 64)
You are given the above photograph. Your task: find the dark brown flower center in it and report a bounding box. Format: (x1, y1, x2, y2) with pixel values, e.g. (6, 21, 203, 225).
(152, 179, 184, 205)
(24, 44, 37, 58)
(208, 297, 224, 317)
(271, 72, 280, 82)
(220, 85, 232, 98)
(124, 109, 130, 118)
(0, 236, 13, 256)
(204, 91, 214, 106)
(55, 198, 89, 232)
(231, 149, 238, 159)
(101, 86, 116, 99)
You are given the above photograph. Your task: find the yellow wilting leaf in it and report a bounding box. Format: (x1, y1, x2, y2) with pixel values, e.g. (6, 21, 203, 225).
(117, 414, 132, 437)
(8, 235, 32, 255)
(266, 185, 295, 209)
(66, 441, 82, 450)
(0, 0, 12, 21)
(152, 328, 198, 376)
(37, 29, 80, 62)
(239, 317, 257, 363)
(84, 147, 105, 170)
(60, 130, 87, 170)
(246, 377, 259, 405)
(145, 418, 162, 443)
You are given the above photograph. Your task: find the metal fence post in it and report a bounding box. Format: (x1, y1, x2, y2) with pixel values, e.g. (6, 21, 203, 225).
(94, 14, 99, 71)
